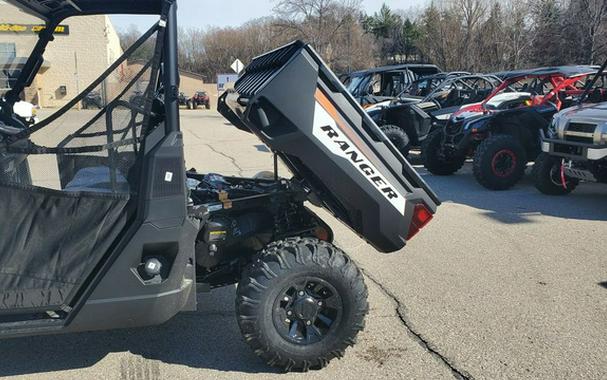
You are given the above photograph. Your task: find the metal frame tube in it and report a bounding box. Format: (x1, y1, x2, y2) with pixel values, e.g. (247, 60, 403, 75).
(163, 1, 180, 133)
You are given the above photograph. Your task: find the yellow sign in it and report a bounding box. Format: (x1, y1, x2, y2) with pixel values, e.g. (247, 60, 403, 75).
(0, 24, 69, 35)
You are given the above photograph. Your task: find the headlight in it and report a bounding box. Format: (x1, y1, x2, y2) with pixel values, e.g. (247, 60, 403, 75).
(599, 124, 607, 144)
(549, 114, 563, 139)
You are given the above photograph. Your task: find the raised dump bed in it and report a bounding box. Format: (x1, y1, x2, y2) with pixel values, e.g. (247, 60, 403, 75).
(219, 41, 440, 253)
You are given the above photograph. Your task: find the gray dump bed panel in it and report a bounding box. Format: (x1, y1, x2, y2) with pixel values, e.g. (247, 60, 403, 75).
(218, 41, 440, 253)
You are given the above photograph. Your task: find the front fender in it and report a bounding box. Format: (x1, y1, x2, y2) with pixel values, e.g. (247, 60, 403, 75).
(463, 115, 493, 133)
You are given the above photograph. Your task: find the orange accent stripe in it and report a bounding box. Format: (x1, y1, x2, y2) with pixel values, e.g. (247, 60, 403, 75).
(314, 88, 376, 160)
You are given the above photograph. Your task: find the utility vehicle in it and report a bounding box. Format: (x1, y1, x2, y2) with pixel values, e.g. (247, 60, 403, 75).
(401, 71, 471, 98)
(534, 60, 607, 195)
(0, 0, 439, 372)
(346, 63, 441, 106)
(367, 74, 501, 156)
(191, 91, 211, 109)
(422, 66, 600, 190)
(82, 91, 103, 109)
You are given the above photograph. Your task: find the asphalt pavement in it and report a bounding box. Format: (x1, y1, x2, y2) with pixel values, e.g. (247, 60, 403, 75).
(1, 110, 605, 380)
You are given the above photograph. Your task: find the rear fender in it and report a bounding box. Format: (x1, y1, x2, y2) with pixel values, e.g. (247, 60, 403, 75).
(303, 207, 335, 243)
(387, 104, 429, 145)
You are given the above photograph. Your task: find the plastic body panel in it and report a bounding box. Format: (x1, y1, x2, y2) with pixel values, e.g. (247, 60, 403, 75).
(219, 41, 440, 253)
(0, 128, 197, 339)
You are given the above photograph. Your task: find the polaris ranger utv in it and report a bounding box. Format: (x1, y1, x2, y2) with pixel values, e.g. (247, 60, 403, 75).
(0, 0, 439, 372)
(534, 60, 607, 195)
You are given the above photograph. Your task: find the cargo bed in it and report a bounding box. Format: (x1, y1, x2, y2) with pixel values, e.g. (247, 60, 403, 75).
(218, 41, 440, 253)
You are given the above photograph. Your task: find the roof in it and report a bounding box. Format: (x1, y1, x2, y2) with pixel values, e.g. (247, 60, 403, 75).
(496, 66, 598, 80)
(350, 63, 441, 76)
(6, 0, 166, 21)
(411, 71, 471, 82)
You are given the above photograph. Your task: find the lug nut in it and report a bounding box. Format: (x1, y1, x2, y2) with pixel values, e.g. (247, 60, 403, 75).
(285, 318, 291, 323)
(298, 291, 305, 296)
(283, 296, 290, 302)
(306, 321, 312, 326)
(287, 311, 292, 316)
(317, 301, 323, 306)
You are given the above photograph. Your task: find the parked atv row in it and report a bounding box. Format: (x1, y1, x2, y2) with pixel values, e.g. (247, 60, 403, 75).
(366, 74, 502, 157)
(352, 64, 607, 191)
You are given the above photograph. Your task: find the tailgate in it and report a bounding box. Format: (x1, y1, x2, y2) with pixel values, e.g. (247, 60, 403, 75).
(218, 41, 440, 253)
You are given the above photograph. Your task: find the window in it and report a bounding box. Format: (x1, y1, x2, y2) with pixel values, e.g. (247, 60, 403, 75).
(0, 43, 17, 91)
(0, 69, 19, 92)
(0, 42, 16, 61)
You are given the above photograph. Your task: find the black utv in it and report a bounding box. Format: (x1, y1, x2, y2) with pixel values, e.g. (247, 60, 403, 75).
(0, 0, 439, 372)
(346, 63, 441, 106)
(81, 91, 103, 109)
(367, 74, 501, 157)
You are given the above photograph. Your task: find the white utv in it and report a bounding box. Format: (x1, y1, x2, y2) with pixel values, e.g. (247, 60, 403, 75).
(534, 60, 607, 195)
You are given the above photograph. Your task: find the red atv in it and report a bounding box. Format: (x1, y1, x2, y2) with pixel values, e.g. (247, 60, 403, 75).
(190, 91, 211, 109)
(422, 66, 601, 190)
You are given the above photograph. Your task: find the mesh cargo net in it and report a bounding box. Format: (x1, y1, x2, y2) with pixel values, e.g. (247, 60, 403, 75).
(0, 23, 164, 312)
(1, 24, 162, 194)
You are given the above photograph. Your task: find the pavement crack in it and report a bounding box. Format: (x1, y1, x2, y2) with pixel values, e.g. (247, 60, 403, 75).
(361, 268, 473, 380)
(204, 144, 245, 176)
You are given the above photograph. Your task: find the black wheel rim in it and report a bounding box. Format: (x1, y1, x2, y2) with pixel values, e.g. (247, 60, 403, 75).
(272, 276, 343, 345)
(491, 149, 517, 178)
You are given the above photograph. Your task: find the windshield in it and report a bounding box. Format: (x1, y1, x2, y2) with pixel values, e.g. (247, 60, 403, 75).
(403, 76, 441, 97)
(489, 76, 560, 100)
(0, 2, 44, 98)
(346, 74, 371, 97)
(424, 76, 501, 108)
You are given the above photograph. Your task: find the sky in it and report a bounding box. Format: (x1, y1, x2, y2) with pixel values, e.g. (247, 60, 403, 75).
(111, 0, 429, 32)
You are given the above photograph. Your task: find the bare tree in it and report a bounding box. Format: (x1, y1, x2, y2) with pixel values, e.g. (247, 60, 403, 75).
(451, 0, 486, 69)
(501, 1, 532, 70)
(565, 0, 607, 64)
(272, 0, 372, 72)
(117, 0, 607, 82)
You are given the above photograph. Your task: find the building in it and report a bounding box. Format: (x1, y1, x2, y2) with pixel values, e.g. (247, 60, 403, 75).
(0, 1, 123, 108)
(1, 2, 216, 110)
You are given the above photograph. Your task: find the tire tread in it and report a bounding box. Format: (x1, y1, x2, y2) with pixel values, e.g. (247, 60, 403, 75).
(236, 237, 368, 372)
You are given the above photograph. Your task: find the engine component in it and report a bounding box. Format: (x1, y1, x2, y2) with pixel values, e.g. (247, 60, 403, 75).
(196, 213, 273, 269)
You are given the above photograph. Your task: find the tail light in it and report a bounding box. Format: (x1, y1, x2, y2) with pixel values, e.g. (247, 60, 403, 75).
(407, 204, 434, 240)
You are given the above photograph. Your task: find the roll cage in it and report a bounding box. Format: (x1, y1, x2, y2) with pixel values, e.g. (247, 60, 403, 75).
(481, 68, 598, 111)
(419, 74, 502, 106)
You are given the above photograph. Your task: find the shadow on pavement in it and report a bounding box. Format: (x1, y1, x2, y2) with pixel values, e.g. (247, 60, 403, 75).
(417, 163, 607, 223)
(599, 282, 607, 289)
(0, 287, 278, 377)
